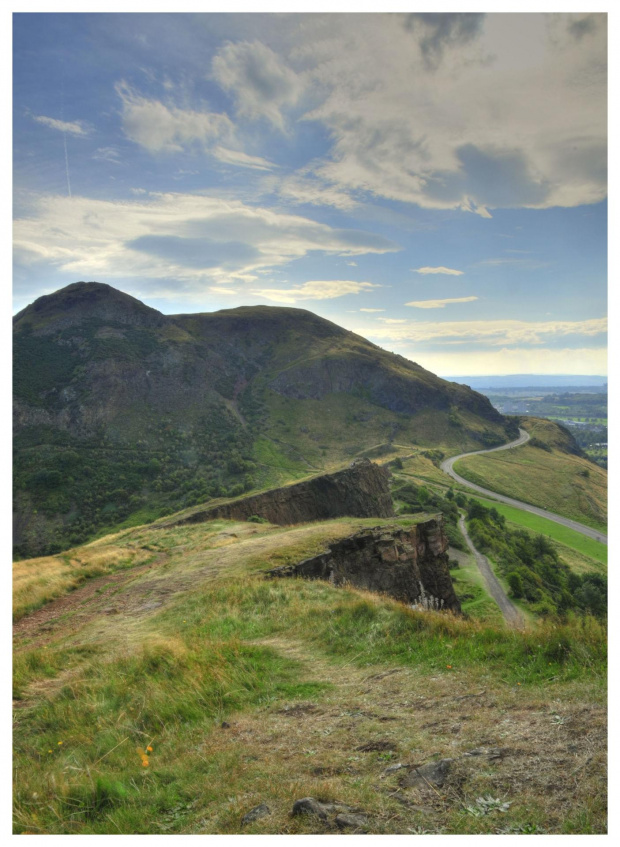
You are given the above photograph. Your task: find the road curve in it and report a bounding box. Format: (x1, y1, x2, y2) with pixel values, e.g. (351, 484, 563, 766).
(441, 428, 608, 545)
(458, 515, 524, 629)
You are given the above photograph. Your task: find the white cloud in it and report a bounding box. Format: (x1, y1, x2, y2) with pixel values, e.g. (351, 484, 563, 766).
(212, 40, 303, 130)
(212, 147, 276, 170)
(379, 318, 408, 324)
(415, 346, 607, 378)
(406, 296, 478, 309)
(413, 266, 464, 276)
(13, 192, 398, 288)
(250, 280, 376, 304)
(32, 115, 89, 136)
(93, 147, 122, 164)
(354, 317, 607, 347)
(280, 13, 606, 213)
(359, 308, 385, 313)
(116, 81, 233, 153)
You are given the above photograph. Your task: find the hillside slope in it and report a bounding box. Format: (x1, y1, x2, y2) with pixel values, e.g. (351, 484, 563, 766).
(13, 515, 607, 834)
(13, 282, 514, 557)
(454, 418, 607, 532)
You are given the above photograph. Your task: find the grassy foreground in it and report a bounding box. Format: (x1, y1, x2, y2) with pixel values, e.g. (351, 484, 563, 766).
(13, 516, 607, 835)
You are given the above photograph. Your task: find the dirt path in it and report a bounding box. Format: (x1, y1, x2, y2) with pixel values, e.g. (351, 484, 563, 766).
(458, 515, 524, 629)
(441, 429, 607, 545)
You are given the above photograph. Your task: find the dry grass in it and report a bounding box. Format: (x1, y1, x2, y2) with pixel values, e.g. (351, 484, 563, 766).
(12, 544, 154, 621)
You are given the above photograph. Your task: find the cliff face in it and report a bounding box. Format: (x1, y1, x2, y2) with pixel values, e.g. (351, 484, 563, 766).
(268, 517, 461, 613)
(168, 459, 394, 527)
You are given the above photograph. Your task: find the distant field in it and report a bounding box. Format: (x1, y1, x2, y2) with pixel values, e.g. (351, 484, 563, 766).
(469, 496, 607, 566)
(454, 418, 607, 533)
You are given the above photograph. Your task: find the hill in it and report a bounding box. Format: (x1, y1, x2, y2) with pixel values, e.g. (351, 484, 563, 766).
(13, 282, 514, 558)
(453, 418, 607, 532)
(13, 513, 607, 835)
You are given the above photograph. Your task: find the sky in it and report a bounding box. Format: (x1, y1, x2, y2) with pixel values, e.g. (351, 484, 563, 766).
(12, 9, 608, 377)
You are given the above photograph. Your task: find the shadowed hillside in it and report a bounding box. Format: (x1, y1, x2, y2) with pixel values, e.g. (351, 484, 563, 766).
(13, 282, 514, 558)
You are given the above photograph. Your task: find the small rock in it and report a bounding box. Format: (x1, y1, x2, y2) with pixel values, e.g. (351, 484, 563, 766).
(401, 758, 453, 789)
(241, 804, 271, 825)
(384, 763, 407, 775)
(221, 721, 231, 729)
(292, 797, 328, 820)
(335, 813, 368, 831)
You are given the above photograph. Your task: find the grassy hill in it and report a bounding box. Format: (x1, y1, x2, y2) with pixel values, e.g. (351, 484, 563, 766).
(453, 418, 607, 532)
(14, 282, 514, 559)
(13, 514, 606, 835)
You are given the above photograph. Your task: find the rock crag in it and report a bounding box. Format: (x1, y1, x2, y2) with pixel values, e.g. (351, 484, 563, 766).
(166, 459, 394, 527)
(267, 518, 461, 613)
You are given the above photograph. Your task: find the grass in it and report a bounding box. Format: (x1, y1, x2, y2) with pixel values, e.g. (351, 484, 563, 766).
(467, 496, 607, 566)
(13, 543, 155, 621)
(454, 418, 607, 532)
(13, 516, 607, 834)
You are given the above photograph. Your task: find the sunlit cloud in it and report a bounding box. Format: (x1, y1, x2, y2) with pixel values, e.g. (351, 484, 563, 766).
(355, 317, 607, 347)
(212, 40, 303, 130)
(413, 266, 464, 275)
(116, 81, 233, 154)
(32, 115, 90, 136)
(14, 193, 399, 288)
(359, 308, 385, 312)
(212, 146, 276, 170)
(415, 346, 607, 378)
(250, 279, 377, 303)
(406, 296, 478, 309)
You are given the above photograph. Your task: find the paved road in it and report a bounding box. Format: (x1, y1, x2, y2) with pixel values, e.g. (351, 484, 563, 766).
(440, 428, 607, 545)
(458, 515, 524, 629)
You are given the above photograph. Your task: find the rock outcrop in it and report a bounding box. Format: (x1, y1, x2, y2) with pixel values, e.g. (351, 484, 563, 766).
(267, 517, 461, 613)
(167, 459, 394, 527)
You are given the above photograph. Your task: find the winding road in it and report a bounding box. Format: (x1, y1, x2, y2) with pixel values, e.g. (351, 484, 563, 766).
(440, 428, 607, 545)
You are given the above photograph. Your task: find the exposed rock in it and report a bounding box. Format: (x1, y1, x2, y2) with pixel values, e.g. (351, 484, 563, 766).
(168, 459, 394, 528)
(268, 518, 461, 613)
(241, 804, 271, 825)
(335, 813, 368, 831)
(291, 797, 329, 820)
(401, 758, 453, 789)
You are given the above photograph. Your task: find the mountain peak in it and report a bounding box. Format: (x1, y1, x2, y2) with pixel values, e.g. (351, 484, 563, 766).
(13, 281, 165, 332)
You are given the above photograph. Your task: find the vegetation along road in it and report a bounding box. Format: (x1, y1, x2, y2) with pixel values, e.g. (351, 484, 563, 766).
(458, 514, 524, 629)
(441, 429, 608, 545)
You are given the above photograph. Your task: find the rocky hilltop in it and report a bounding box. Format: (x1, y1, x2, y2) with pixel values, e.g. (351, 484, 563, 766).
(13, 282, 514, 558)
(268, 518, 460, 613)
(167, 459, 394, 528)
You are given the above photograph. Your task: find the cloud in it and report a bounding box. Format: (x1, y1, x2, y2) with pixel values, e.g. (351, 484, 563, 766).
(250, 280, 376, 304)
(14, 192, 399, 287)
(212, 146, 276, 170)
(413, 266, 464, 276)
(32, 115, 89, 136)
(353, 317, 607, 347)
(413, 346, 607, 378)
(403, 13, 485, 69)
(116, 81, 233, 153)
(92, 147, 122, 164)
(212, 40, 303, 130)
(359, 308, 384, 312)
(289, 14, 606, 213)
(406, 296, 478, 309)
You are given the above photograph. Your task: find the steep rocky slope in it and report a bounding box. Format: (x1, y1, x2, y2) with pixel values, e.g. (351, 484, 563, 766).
(13, 282, 513, 557)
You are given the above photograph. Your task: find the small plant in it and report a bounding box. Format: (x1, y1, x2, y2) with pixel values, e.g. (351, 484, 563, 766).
(247, 515, 269, 524)
(463, 796, 511, 817)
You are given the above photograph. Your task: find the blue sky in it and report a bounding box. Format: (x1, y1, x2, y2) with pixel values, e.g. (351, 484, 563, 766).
(12, 11, 607, 376)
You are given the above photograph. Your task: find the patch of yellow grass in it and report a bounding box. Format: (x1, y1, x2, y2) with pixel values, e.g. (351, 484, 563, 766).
(13, 545, 152, 620)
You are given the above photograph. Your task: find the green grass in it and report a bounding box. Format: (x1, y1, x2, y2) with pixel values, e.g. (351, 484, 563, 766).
(13, 515, 607, 834)
(454, 418, 607, 533)
(467, 496, 607, 565)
